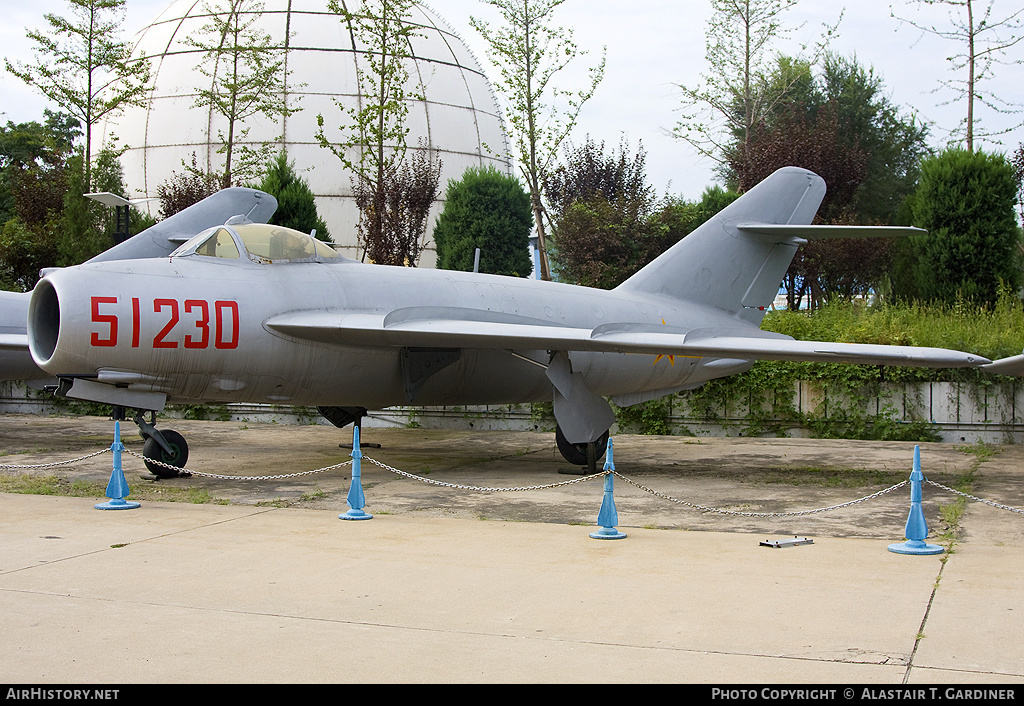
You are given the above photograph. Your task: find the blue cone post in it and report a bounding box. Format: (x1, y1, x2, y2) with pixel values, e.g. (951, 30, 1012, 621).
(888, 445, 943, 555)
(591, 438, 626, 539)
(340, 424, 372, 520)
(96, 421, 140, 510)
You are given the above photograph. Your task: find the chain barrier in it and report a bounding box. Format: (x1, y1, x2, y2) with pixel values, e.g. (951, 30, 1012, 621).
(121, 448, 353, 481)
(612, 472, 910, 517)
(363, 455, 609, 492)
(5, 444, 1024, 519)
(0, 448, 111, 470)
(926, 479, 1024, 515)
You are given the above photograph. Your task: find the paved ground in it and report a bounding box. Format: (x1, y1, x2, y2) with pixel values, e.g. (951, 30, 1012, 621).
(1, 413, 1023, 683)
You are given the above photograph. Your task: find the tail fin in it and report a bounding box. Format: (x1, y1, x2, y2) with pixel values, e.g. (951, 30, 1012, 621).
(615, 167, 825, 322)
(86, 188, 278, 264)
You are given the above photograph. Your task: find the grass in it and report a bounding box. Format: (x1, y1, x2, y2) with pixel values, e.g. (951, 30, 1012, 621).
(0, 472, 227, 504)
(933, 440, 1000, 549)
(764, 290, 1024, 364)
(751, 466, 908, 488)
(255, 499, 290, 507)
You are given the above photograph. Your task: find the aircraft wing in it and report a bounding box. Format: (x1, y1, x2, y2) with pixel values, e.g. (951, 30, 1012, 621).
(981, 354, 1024, 376)
(737, 224, 927, 240)
(0, 332, 45, 382)
(0, 290, 45, 381)
(265, 308, 989, 368)
(0, 333, 28, 351)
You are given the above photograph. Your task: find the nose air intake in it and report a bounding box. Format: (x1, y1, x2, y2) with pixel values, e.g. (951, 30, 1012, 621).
(28, 279, 61, 366)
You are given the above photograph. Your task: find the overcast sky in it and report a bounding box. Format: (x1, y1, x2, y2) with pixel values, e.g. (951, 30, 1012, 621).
(2, 0, 1022, 201)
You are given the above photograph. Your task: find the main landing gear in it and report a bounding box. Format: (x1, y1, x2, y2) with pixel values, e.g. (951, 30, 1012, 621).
(113, 407, 190, 479)
(317, 406, 381, 448)
(555, 424, 609, 474)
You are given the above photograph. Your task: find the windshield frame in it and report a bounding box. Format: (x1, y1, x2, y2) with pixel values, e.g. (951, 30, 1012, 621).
(171, 223, 349, 264)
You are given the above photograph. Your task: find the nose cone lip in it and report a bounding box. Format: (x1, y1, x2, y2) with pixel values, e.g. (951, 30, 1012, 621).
(27, 278, 61, 368)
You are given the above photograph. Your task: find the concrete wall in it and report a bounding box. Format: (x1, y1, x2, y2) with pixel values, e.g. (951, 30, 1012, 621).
(4, 379, 1022, 444)
(661, 380, 1024, 444)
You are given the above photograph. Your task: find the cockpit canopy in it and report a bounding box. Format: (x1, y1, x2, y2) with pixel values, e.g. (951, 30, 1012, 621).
(172, 222, 345, 264)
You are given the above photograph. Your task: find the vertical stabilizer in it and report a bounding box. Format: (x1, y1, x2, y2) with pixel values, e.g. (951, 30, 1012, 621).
(86, 188, 278, 263)
(615, 167, 825, 322)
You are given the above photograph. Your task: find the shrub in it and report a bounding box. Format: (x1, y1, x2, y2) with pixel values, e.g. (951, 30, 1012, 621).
(898, 148, 1022, 307)
(252, 152, 330, 241)
(433, 165, 533, 277)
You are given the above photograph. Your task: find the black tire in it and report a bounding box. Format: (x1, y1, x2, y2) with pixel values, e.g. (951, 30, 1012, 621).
(142, 429, 189, 478)
(555, 425, 609, 466)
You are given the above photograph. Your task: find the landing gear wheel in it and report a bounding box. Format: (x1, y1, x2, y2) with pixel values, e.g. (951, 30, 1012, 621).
(555, 425, 609, 467)
(142, 429, 189, 479)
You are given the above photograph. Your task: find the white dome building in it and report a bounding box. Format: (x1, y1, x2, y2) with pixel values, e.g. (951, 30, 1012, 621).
(102, 0, 511, 263)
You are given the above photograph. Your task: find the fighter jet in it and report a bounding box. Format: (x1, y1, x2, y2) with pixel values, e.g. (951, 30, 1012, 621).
(0, 187, 278, 384)
(18, 167, 992, 476)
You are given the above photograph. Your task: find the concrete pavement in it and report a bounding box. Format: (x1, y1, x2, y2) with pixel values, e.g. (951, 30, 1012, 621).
(0, 494, 1021, 683)
(1, 416, 1023, 683)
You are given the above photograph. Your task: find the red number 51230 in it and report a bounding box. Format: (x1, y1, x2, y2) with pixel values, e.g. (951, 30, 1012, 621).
(91, 296, 239, 350)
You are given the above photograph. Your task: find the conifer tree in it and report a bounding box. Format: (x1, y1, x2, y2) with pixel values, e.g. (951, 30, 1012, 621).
(254, 152, 330, 242)
(434, 166, 533, 277)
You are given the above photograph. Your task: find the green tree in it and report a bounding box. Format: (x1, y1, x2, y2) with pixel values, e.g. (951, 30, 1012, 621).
(55, 154, 108, 266)
(727, 54, 931, 309)
(0, 113, 75, 290)
(0, 112, 80, 218)
(252, 152, 330, 242)
(901, 148, 1021, 306)
(673, 0, 843, 173)
(816, 54, 931, 224)
(1, 114, 77, 227)
(726, 54, 929, 224)
(155, 154, 223, 219)
(0, 110, 146, 286)
(186, 0, 300, 187)
(5, 0, 151, 190)
(0, 218, 57, 291)
(433, 166, 533, 277)
(546, 137, 739, 288)
(470, 0, 605, 281)
(88, 145, 156, 240)
(1, 152, 113, 289)
(316, 0, 441, 266)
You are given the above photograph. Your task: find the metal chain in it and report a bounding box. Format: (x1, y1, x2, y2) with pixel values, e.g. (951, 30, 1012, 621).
(0, 448, 111, 470)
(611, 471, 910, 517)
(122, 448, 352, 481)
(364, 455, 610, 492)
(7, 444, 1024, 520)
(925, 479, 1024, 515)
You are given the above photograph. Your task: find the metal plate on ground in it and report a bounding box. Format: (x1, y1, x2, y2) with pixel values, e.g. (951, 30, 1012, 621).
(760, 536, 814, 548)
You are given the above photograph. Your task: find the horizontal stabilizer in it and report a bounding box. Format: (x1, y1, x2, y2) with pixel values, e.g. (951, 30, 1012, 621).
(614, 167, 928, 322)
(265, 308, 989, 369)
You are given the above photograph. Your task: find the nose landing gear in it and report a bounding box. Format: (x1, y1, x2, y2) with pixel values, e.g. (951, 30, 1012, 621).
(114, 407, 190, 479)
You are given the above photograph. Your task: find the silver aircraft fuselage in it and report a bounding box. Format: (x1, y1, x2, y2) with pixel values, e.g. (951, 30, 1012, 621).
(29, 250, 726, 409)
